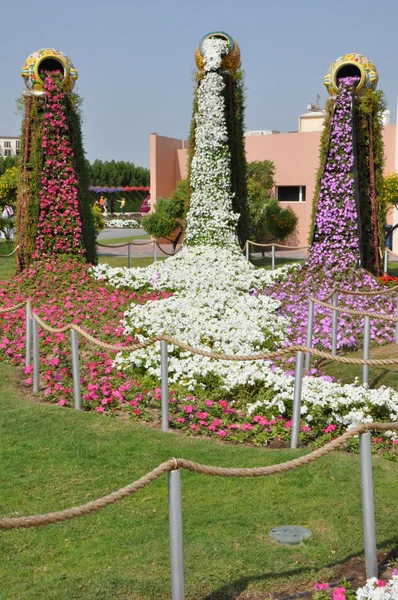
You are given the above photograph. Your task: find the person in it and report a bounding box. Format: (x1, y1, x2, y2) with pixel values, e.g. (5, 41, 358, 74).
(118, 197, 126, 215)
(1, 204, 14, 218)
(103, 198, 108, 216)
(110, 198, 115, 216)
(99, 196, 105, 212)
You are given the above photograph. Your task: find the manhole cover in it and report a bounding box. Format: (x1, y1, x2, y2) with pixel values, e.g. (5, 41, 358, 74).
(269, 526, 312, 545)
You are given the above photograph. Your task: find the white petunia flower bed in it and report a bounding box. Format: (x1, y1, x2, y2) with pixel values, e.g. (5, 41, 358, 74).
(356, 574, 398, 599)
(105, 219, 140, 229)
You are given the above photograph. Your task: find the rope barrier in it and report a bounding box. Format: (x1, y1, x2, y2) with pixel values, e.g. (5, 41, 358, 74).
(28, 312, 398, 365)
(309, 296, 398, 323)
(247, 241, 309, 250)
(97, 240, 155, 248)
(0, 422, 396, 530)
(0, 300, 26, 314)
(337, 285, 398, 297)
(155, 242, 183, 257)
(0, 244, 19, 258)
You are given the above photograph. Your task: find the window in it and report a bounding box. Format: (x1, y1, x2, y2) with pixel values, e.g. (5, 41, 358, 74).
(3, 141, 11, 148)
(277, 186, 306, 202)
(16, 140, 20, 149)
(15, 149, 20, 155)
(4, 149, 11, 156)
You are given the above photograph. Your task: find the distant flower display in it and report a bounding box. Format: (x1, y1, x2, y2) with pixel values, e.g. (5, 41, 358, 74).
(89, 186, 150, 193)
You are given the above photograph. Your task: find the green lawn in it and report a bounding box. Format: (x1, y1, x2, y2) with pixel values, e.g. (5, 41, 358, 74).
(0, 241, 17, 281)
(320, 345, 398, 390)
(250, 256, 306, 270)
(0, 362, 397, 599)
(98, 233, 151, 246)
(98, 256, 167, 268)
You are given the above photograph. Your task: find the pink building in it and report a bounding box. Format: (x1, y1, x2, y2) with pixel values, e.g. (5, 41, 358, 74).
(149, 108, 398, 248)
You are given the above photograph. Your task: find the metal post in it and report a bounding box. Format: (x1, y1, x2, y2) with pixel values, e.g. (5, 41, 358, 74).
(384, 248, 388, 274)
(161, 341, 169, 432)
(362, 316, 370, 385)
(331, 291, 338, 356)
(395, 297, 398, 345)
(245, 240, 249, 262)
(271, 245, 276, 270)
(25, 300, 32, 367)
(168, 470, 185, 600)
(127, 243, 132, 269)
(305, 300, 314, 371)
(153, 241, 157, 263)
(360, 432, 378, 580)
(70, 328, 81, 410)
(32, 317, 39, 394)
(291, 351, 304, 449)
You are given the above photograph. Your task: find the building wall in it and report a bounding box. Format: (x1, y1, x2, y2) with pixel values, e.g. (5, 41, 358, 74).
(0, 137, 20, 158)
(150, 124, 398, 247)
(149, 134, 187, 204)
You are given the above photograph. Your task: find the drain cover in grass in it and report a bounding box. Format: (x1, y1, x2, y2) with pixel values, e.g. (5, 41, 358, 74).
(269, 526, 312, 545)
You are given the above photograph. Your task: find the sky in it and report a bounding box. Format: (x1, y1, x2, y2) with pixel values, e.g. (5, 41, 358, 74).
(1, 0, 398, 167)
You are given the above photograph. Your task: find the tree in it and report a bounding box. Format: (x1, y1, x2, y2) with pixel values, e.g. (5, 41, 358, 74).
(141, 179, 188, 249)
(0, 166, 19, 209)
(246, 161, 298, 241)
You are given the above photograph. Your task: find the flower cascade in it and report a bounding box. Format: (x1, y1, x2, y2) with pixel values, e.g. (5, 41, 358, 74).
(185, 38, 239, 250)
(309, 77, 360, 274)
(34, 71, 85, 258)
(263, 77, 396, 354)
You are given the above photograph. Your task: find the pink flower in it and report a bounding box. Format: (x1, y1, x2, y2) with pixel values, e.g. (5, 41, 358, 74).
(377, 580, 387, 587)
(184, 405, 193, 414)
(323, 424, 337, 434)
(176, 417, 185, 423)
(241, 423, 252, 431)
(24, 378, 33, 385)
(212, 419, 222, 427)
(197, 412, 208, 419)
(190, 425, 199, 432)
(301, 426, 312, 432)
(392, 439, 398, 445)
(332, 587, 346, 600)
(95, 406, 105, 413)
(373, 437, 383, 443)
(205, 400, 214, 407)
(24, 365, 33, 374)
(217, 430, 227, 437)
(58, 399, 66, 406)
(314, 583, 329, 591)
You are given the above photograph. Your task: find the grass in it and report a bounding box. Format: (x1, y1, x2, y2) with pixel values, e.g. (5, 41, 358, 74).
(0, 362, 397, 599)
(0, 241, 17, 281)
(250, 256, 306, 270)
(98, 256, 167, 268)
(98, 233, 151, 245)
(321, 344, 398, 390)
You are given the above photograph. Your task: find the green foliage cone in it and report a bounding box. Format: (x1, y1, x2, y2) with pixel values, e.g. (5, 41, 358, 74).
(15, 92, 97, 270)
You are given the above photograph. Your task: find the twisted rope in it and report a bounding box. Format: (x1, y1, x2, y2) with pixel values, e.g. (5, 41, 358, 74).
(310, 297, 398, 323)
(0, 300, 26, 314)
(337, 285, 398, 297)
(0, 422, 396, 530)
(0, 244, 19, 258)
(247, 241, 309, 250)
(155, 242, 183, 257)
(29, 313, 398, 364)
(97, 240, 155, 248)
